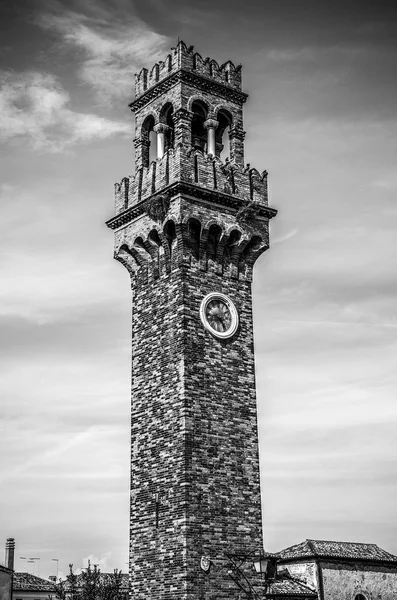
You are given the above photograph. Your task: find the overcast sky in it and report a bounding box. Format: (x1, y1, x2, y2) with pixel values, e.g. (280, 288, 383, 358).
(1, 0, 396, 581)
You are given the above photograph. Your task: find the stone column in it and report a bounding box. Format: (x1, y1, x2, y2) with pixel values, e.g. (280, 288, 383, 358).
(153, 124, 172, 159)
(204, 118, 219, 156)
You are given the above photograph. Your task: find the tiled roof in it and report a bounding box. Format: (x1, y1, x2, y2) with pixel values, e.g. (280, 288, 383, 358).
(277, 539, 397, 564)
(253, 577, 317, 597)
(13, 573, 56, 592)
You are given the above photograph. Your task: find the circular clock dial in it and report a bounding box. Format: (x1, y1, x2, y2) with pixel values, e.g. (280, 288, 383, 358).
(200, 292, 239, 339)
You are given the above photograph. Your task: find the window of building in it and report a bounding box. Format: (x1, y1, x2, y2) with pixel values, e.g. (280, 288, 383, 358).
(191, 100, 208, 151)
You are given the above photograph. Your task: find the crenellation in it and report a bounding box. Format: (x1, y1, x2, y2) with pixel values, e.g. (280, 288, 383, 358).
(114, 150, 268, 215)
(134, 68, 148, 96)
(133, 41, 243, 100)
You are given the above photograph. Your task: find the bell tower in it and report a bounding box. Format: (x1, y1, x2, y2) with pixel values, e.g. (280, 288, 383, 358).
(106, 41, 277, 600)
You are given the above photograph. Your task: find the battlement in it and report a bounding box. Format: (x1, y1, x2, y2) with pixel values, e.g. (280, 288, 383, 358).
(134, 40, 242, 98)
(114, 148, 268, 216)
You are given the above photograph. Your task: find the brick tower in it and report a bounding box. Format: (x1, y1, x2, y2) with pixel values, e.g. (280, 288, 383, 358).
(106, 41, 277, 600)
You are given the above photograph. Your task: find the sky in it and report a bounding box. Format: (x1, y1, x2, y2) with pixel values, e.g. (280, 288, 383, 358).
(1, 0, 397, 581)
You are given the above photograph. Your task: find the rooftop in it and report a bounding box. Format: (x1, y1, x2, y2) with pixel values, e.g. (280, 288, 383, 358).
(13, 573, 56, 592)
(253, 577, 317, 598)
(277, 539, 397, 564)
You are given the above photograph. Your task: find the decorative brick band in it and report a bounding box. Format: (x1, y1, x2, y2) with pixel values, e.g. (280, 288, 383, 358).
(106, 181, 277, 231)
(129, 69, 248, 112)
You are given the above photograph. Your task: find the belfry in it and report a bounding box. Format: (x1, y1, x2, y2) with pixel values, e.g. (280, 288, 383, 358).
(106, 41, 277, 600)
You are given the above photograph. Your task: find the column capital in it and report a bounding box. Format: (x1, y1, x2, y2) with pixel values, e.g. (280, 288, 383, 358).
(153, 123, 172, 134)
(203, 118, 219, 130)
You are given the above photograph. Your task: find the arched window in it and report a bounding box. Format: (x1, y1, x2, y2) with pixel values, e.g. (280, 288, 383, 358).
(187, 218, 201, 259)
(148, 229, 162, 248)
(141, 115, 156, 167)
(355, 595, 367, 600)
(191, 100, 208, 151)
(223, 229, 241, 263)
(216, 109, 232, 160)
(239, 235, 262, 267)
(164, 220, 177, 253)
(149, 130, 157, 163)
(160, 102, 174, 151)
(207, 224, 222, 262)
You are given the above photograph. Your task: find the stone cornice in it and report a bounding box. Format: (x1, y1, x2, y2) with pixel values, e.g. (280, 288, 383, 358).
(106, 182, 277, 231)
(129, 69, 248, 112)
(277, 555, 397, 568)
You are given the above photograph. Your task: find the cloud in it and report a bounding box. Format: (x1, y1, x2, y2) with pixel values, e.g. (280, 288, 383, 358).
(38, 2, 169, 101)
(0, 70, 128, 151)
(80, 552, 112, 572)
(272, 228, 298, 244)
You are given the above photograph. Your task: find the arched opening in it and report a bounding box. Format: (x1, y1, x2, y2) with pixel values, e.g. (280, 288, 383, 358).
(223, 229, 241, 263)
(240, 235, 262, 266)
(207, 224, 222, 262)
(160, 102, 174, 151)
(216, 109, 232, 160)
(164, 220, 177, 253)
(148, 229, 162, 247)
(354, 595, 367, 600)
(187, 218, 201, 259)
(191, 100, 208, 151)
(141, 115, 156, 167)
(117, 244, 140, 271)
(149, 129, 157, 163)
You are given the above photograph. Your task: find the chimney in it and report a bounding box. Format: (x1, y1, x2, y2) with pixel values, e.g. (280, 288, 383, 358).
(5, 538, 15, 571)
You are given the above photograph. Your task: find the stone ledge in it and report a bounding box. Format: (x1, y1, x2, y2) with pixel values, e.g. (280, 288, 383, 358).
(106, 182, 277, 231)
(130, 69, 248, 112)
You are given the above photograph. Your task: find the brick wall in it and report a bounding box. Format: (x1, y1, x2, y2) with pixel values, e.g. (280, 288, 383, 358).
(108, 42, 277, 600)
(111, 191, 271, 600)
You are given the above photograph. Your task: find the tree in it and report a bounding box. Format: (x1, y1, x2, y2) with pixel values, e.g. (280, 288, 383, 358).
(54, 562, 127, 600)
(54, 564, 79, 600)
(79, 561, 101, 600)
(99, 569, 124, 600)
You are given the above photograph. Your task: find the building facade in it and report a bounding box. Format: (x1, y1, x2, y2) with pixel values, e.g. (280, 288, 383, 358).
(277, 539, 397, 600)
(0, 539, 14, 600)
(106, 41, 277, 600)
(0, 566, 12, 600)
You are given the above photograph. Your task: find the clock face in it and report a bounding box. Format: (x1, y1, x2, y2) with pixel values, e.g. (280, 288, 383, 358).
(200, 292, 239, 339)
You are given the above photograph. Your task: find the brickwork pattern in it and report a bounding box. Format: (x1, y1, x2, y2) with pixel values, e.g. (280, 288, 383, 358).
(107, 42, 277, 600)
(114, 148, 268, 216)
(112, 193, 271, 600)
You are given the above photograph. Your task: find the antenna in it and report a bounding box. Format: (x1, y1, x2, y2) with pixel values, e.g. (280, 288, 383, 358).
(52, 558, 59, 580)
(28, 557, 40, 576)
